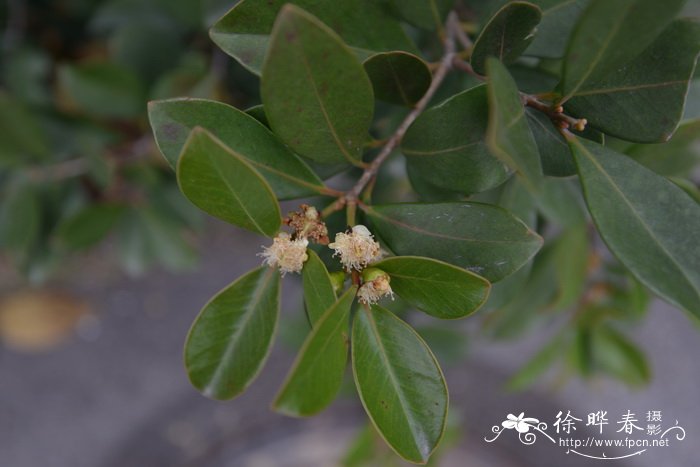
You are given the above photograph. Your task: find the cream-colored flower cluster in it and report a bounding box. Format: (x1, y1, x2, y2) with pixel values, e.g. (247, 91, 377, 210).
(258, 232, 308, 276)
(328, 225, 382, 272)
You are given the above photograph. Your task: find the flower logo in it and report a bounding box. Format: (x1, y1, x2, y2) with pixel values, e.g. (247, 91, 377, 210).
(502, 412, 540, 433)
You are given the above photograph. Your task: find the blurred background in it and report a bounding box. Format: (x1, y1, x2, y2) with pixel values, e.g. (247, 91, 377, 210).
(1, 1, 699, 466)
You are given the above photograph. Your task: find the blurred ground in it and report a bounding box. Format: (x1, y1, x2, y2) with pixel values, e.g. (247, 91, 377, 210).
(1, 222, 698, 467)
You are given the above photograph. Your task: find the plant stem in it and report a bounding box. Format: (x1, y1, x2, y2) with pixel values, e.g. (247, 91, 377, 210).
(343, 12, 461, 207)
(452, 56, 588, 131)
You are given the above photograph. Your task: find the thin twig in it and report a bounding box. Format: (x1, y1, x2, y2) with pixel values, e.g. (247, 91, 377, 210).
(452, 57, 588, 132)
(342, 12, 461, 207)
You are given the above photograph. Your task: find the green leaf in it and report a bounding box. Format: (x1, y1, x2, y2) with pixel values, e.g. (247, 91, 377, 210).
(0, 93, 49, 164)
(177, 128, 281, 237)
(525, 0, 590, 58)
(56, 204, 126, 250)
(570, 137, 700, 317)
(57, 62, 144, 118)
(470, 2, 542, 75)
(506, 336, 563, 391)
(302, 249, 338, 325)
(273, 286, 356, 416)
(148, 98, 324, 200)
(364, 202, 543, 282)
(185, 266, 281, 400)
(372, 256, 491, 319)
(592, 325, 651, 386)
(626, 120, 700, 177)
(390, 0, 453, 31)
(352, 305, 448, 464)
(525, 108, 577, 176)
(565, 19, 700, 143)
(560, 0, 686, 102)
(537, 178, 587, 227)
(402, 85, 509, 195)
(551, 227, 590, 309)
(261, 5, 374, 165)
(363, 52, 432, 107)
(486, 58, 543, 192)
(210, 0, 417, 75)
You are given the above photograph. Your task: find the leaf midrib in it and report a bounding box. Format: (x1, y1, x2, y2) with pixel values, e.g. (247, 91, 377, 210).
(364, 309, 425, 458)
(369, 207, 539, 246)
(576, 141, 700, 304)
(204, 269, 275, 393)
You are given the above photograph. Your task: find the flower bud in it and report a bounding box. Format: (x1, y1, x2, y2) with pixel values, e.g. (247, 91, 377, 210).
(328, 271, 346, 295)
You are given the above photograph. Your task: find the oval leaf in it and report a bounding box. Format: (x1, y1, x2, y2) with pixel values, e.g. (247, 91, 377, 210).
(524, 0, 588, 59)
(470, 1, 542, 75)
(177, 128, 281, 237)
(560, 0, 686, 102)
(352, 305, 448, 464)
(210, 0, 417, 75)
(273, 286, 356, 416)
(363, 52, 431, 107)
(373, 256, 491, 319)
(402, 85, 509, 195)
(364, 202, 543, 282)
(261, 5, 374, 164)
(570, 137, 700, 316)
(185, 266, 281, 400)
(565, 19, 700, 143)
(148, 98, 324, 200)
(486, 58, 543, 192)
(302, 249, 337, 325)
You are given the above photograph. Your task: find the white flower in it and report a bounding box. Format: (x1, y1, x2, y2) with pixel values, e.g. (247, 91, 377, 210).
(357, 274, 394, 305)
(258, 232, 308, 276)
(502, 413, 539, 433)
(328, 225, 382, 271)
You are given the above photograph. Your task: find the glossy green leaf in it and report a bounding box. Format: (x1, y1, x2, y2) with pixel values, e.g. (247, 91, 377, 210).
(363, 52, 431, 107)
(261, 5, 374, 165)
(486, 58, 543, 192)
(406, 162, 463, 202)
(273, 286, 356, 416)
(352, 305, 448, 464)
(570, 137, 700, 316)
(402, 85, 509, 195)
(364, 202, 543, 282)
(185, 266, 280, 400)
(57, 62, 144, 118)
(210, 0, 417, 75)
(148, 98, 324, 200)
(560, 0, 686, 102)
(390, 0, 453, 31)
(525, 0, 590, 58)
(626, 120, 700, 177)
(565, 19, 700, 142)
(302, 249, 337, 325)
(470, 2, 542, 75)
(177, 128, 281, 237)
(56, 204, 126, 250)
(373, 256, 491, 319)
